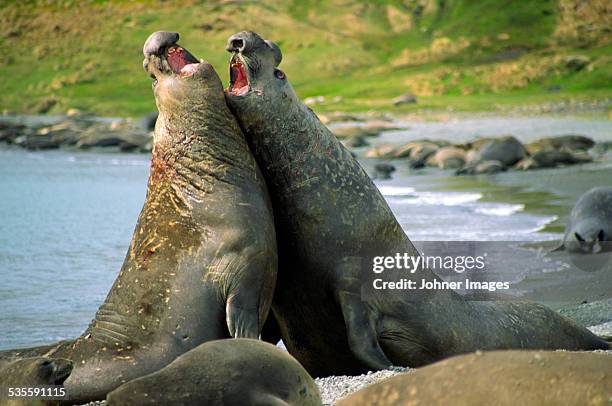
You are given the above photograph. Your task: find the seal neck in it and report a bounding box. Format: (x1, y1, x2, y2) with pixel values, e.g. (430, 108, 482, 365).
(149, 105, 253, 191)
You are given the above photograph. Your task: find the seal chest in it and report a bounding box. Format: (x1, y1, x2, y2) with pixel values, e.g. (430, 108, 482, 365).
(0, 31, 278, 404)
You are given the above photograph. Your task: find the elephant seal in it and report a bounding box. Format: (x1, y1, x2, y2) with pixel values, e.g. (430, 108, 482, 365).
(336, 350, 612, 406)
(106, 339, 321, 406)
(224, 31, 608, 377)
(0, 31, 277, 403)
(468, 136, 527, 166)
(557, 186, 612, 253)
(0, 357, 72, 406)
(425, 147, 466, 169)
(525, 135, 595, 154)
(516, 150, 592, 170)
(456, 160, 505, 175)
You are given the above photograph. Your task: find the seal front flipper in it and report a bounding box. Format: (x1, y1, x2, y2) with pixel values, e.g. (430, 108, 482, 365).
(337, 290, 393, 370)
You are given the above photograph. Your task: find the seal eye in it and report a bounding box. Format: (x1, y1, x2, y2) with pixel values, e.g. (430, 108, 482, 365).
(274, 69, 285, 80)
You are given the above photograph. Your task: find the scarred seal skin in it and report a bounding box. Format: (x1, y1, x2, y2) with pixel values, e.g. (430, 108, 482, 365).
(105, 339, 321, 406)
(0, 31, 277, 403)
(336, 351, 612, 406)
(558, 186, 612, 253)
(224, 31, 609, 377)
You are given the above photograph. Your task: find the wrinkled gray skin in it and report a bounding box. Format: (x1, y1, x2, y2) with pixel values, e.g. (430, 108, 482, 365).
(0, 31, 277, 403)
(224, 31, 609, 377)
(106, 339, 321, 406)
(0, 357, 72, 406)
(559, 186, 612, 253)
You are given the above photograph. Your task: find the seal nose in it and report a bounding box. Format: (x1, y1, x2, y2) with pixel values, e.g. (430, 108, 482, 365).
(226, 32, 251, 53)
(143, 31, 180, 58)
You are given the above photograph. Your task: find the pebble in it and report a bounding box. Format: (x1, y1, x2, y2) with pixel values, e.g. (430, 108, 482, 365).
(315, 366, 410, 405)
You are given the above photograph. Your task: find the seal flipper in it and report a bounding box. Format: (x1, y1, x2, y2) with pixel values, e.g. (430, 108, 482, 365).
(337, 290, 393, 370)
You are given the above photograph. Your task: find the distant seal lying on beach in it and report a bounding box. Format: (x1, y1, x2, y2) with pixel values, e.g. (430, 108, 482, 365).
(336, 350, 612, 406)
(0, 31, 277, 403)
(0, 357, 72, 406)
(224, 30, 609, 377)
(556, 186, 612, 253)
(105, 339, 321, 406)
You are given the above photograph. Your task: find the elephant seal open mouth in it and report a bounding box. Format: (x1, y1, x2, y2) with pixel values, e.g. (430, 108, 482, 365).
(224, 31, 608, 377)
(0, 31, 277, 404)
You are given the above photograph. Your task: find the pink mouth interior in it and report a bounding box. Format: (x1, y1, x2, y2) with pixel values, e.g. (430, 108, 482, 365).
(229, 57, 249, 96)
(167, 46, 199, 77)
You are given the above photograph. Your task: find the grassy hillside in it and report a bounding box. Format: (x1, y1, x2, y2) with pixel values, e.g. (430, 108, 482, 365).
(0, 0, 610, 117)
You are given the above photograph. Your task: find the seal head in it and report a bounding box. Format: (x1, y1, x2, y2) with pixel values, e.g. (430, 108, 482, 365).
(226, 31, 284, 98)
(143, 31, 224, 120)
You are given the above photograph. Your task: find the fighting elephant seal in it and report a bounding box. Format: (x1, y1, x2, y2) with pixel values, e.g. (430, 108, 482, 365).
(556, 186, 612, 253)
(224, 31, 609, 377)
(0, 31, 277, 403)
(336, 351, 612, 406)
(106, 339, 321, 406)
(0, 357, 72, 406)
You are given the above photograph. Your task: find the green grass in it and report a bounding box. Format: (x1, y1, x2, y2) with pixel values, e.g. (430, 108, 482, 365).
(0, 0, 610, 117)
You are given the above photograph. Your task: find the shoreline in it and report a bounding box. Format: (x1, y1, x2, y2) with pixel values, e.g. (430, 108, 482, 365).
(1, 113, 610, 405)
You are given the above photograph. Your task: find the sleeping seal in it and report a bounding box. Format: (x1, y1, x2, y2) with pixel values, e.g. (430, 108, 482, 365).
(558, 186, 612, 253)
(336, 351, 612, 406)
(224, 31, 609, 377)
(106, 339, 321, 406)
(0, 31, 277, 403)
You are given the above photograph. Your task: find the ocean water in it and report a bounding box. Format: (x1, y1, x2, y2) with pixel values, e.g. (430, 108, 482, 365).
(0, 121, 605, 348)
(0, 148, 149, 348)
